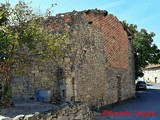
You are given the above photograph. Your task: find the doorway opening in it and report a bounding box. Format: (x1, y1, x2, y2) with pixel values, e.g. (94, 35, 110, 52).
(117, 75, 122, 101)
(155, 77, 157, 83)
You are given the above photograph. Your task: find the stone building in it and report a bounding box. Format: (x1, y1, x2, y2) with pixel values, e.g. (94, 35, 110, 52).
(139, 64, 160, 83)
(10, 9, 135, 106)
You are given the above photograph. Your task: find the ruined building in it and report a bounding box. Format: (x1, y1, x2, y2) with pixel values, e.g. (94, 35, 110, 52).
(10, 9, 135, 106)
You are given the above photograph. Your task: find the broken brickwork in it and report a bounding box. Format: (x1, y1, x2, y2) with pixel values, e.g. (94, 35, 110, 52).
(11, 9, 135, 106)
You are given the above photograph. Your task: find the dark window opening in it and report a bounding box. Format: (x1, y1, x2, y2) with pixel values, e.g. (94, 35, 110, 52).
(155, 77, 157, 83)
(0, 84, 2, 90)
(116, 76, 121, 80)
(56, 66, 64, 79)
(62, 90, 65, 97)
(88, 21, 93, 24)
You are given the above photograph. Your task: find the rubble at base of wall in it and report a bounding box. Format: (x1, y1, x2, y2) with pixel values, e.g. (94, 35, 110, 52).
(0, 102, 95, 120)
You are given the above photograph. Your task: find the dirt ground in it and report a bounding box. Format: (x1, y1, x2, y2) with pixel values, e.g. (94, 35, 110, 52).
(0, 99, 57, 118)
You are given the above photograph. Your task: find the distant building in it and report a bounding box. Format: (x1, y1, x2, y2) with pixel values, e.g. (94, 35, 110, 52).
(141, 64, 160, 83)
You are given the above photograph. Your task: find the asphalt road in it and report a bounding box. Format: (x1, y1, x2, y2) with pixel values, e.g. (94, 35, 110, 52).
(96, 83, 160, 120)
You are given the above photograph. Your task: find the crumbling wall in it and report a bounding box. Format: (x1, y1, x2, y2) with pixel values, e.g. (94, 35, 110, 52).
(83, 10, 135, 104)
(1, 102, 95, 120)
(11, 59, 60, 102)
(11, 9, 135, 105)
(46, 9, 135, 106)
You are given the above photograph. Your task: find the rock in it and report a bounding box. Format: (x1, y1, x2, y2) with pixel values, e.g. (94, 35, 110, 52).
(57, 116, 62, 120)
(24, 114, 35, 120)
(68, 114, 75, 120)
(0, 115, 11, 120)
(64, 58, 70, 63)
(34, 112, 41, 119)
(34, 112, 40, 116)
(71, 72, 75, 77)
(61, 116, 69, 120)
(51, 118, 57, 120)
(46, 116, 54, 120)
(13, 115, 24, 120)
(60, 103, 68, 108)
(75, 113, 83, 120)
(66, 101, 74, 106)
(31, 70, 39, 74)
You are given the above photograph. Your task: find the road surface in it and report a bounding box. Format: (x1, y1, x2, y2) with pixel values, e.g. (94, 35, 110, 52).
(96, 83, 160, 120)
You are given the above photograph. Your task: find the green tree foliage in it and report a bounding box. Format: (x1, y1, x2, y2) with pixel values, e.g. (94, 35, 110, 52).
(0, 1, 66, 106)
(122, 21, 160, 79)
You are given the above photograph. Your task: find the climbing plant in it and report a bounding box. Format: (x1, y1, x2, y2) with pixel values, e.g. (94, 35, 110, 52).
(0, 1, 66, 107)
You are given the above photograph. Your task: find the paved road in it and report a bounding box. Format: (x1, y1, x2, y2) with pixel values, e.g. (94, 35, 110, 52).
(96, 83, 160, 120)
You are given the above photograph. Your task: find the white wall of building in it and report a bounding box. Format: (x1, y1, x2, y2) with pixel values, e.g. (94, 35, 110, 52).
(142, 68, 160, 83)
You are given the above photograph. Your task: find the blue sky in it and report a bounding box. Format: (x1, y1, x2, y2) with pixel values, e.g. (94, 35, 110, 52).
(1, 0, 160, 48)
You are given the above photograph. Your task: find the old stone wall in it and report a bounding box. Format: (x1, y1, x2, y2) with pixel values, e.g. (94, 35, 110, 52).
(0, 102, 94, 120)
(45, 9, 135, 106)
(11, 9, 135, 106)
(82, 10, 135, 104)
(11, 59, 60, 102)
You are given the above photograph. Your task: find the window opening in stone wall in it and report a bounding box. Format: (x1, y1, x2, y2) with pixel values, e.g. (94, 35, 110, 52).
(56, 66, 64, 80)
(155, 77, 157, 83)
(62, 90, 65, 97)
(0, 84, 2, 90)
(88, 21, 93, 24)
(71, 78, 75, 101)
(117, 75, 122, 101)
(58, 81, 66, 102)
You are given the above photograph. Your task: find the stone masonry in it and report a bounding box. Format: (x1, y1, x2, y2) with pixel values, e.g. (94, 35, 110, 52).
(0, 102, 95, 120)
(11, 9, 135, 106)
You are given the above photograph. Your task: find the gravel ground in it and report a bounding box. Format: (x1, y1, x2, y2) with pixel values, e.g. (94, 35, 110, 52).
(0, 99, 57, 118)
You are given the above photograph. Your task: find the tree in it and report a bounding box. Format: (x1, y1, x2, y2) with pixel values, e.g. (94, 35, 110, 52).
(0, 1, 66, 107)
(122, 21, 160, 79)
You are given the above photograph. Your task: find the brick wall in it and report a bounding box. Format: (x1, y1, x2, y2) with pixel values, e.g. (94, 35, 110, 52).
(83, 11, 129, 70)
